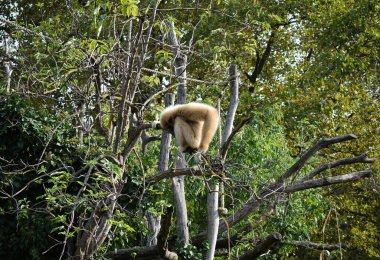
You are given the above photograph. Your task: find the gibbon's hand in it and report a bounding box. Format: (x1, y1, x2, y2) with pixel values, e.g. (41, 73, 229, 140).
(159, 103, 219, 153)
(151, 121, 161, 130)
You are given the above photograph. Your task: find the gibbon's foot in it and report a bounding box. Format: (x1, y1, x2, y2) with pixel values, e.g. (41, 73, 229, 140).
(193, 151, 212, 164)
(182, 147, 198, 154)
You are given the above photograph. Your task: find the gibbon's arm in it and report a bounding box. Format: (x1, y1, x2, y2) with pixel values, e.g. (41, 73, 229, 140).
(159, 103, 219, 153)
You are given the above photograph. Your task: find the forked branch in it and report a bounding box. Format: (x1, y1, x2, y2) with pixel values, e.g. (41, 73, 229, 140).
(192, 134, 373, 245)
(277, 134, 358, 184)
(301, 152, 374, 181)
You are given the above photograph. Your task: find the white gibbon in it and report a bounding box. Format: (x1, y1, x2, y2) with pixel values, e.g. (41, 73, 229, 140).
(159, 103, 219, 153)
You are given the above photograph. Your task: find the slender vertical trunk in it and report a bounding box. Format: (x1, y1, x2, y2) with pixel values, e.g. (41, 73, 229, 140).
(167, 20, 190, 246)
(158, 94, 175, 172)
(206, 184, 219, 260)
(4, 35, 13, 93)
(207, 64, 239, 259)
(77, 99, 86, 144)
(222, 64, 239, 155)
(146, 94, 175, 246)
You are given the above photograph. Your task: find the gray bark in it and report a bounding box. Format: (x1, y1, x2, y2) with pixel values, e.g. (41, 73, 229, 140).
(147, 166, 203, 183)
(105, 207, 177, 260)
(74, 3, 162, 258)
(221, 64, 239, 155)
(157, 207, 178, 260)
(283, 170, 372, 193)
(238, 232, 282, 260)
(300, 152, 374, 181)
(75, 183, 121, 259)
(145, 212, 161, 247)
(4, 35, 13, 93)
(192, 134, 373, 245)
(207, 63, 240, 259)
(145, 94, 175, 247)
(285, 240, 347, 251)
(206, 184, 219, 260)
(158, 94, 175, 172)
(167, 20, 190, 245)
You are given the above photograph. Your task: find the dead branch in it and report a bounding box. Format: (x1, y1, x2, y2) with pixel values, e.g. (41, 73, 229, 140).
(158, 94, 174, 172)
(147, 166, 204, 183)
(301, 152, 374, 181)
(285, 240, 347, 251)
(192, 169, 371, 245)
(191, 134, 373, 245)
(284, 170, 372, 193)
(237, 232, 282, 260)
(104, 206, 177, 260)
(121, 123, 156, 161)
(157, 207, 178, 260)
(141, 131, 161, 154)
(104, 245, 160, 260)
(277, 134, 358, 184)
(213, 198, 280, 249)
(167, 19, 190, 245)
(220, 116, 252, 159)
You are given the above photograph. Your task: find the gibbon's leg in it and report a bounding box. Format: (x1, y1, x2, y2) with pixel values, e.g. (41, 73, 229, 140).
(198, 109, 219, 152)
(173, 117, 190, 152)
(174, 117, 202, 152)
(185, 120, 203, 149)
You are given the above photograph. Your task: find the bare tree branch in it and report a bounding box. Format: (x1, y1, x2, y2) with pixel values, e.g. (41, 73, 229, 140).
(113, 18, 143, 153)
(284, 240, 347, 251)
(246, 31, 275, 87)
(220, 116, 252, 159)
(300, 152, 374, 181)
(284, 170, 372, 193)
(141, 131, 161, 154)
(104, 207, 177, 260)
(192, 134, 372, 245)
(147, 166, 204, 184)
(158, 94, 174, 172)
(157, 207, 178, 260)
(277, 134, 358, 185)
(238, 232, 282, 260)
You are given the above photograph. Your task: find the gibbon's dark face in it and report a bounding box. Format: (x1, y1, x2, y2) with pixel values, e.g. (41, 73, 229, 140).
(167, 118, 174, 130)
(165, 118, 175, 134)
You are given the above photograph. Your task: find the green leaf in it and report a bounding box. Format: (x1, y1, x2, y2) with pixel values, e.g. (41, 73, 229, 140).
(131, 5, 138, 17)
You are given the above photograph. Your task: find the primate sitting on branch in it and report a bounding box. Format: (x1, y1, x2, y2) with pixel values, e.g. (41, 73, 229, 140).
(159, 103, 219, 153)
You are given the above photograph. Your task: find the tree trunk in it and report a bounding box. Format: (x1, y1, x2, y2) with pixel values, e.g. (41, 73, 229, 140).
(4, 35, 13, 93)
(167, 20, 190, 246)
(206, 184, 219, 260)
(75, 182, 121, 259)
(206, 63, 240, 259)
(145, 94, 175, 247)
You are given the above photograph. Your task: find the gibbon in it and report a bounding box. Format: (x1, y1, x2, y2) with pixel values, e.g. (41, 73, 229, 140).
(159, 103, 219, 153)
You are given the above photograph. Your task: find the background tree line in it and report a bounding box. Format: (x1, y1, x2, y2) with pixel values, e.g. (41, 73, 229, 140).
(0, 0, 379, 259)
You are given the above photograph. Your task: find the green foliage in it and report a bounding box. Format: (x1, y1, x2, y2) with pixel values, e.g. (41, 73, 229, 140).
(0, 94, 75, 165)
(177, 244, 207, 260)
(0, 0, 378, 259)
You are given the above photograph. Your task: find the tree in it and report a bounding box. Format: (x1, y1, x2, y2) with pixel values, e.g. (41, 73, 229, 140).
(0, 0, 378, 259)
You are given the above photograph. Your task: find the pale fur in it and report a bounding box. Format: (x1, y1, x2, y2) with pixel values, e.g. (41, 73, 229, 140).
(159, 103, 219, 153)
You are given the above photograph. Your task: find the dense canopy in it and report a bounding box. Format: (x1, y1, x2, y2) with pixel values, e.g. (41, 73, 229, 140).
(0, 0, 379, 259)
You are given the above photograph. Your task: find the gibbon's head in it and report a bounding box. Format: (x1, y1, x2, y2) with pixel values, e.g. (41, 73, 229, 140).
(159, 105, 177, 131)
